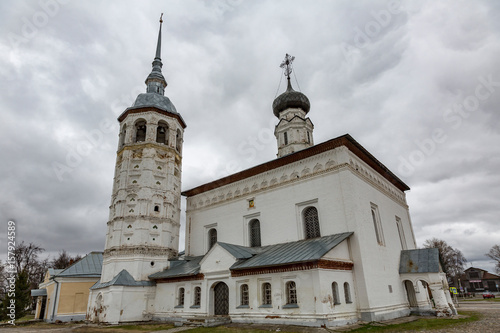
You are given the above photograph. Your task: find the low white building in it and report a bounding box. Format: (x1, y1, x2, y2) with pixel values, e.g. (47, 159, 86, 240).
(87, 18, 456, 327)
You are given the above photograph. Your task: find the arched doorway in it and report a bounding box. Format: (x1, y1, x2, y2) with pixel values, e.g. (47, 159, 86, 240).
(213, 282, 229, 316)
(404, 280, 418, 308)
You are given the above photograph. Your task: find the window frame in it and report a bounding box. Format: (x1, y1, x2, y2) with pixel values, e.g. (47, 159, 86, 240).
(191, 286, 201, 307)
(260, 282, 272, 307)
(208, 228, 217, 250)
(285, 281, 298, 306)
(344, 282, 352, 304)
(332, 282, 341, 305)
(395, 216, 407, 250)
(370, 203, 385, 246)
(175, 287, 185, 308)
(240, 284, 249, 307)
(303, 206, 321, 239)
(249, 219, 261, 247)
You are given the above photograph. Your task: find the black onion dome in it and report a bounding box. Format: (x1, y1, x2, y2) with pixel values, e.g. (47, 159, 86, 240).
(272, 78, 310, 118)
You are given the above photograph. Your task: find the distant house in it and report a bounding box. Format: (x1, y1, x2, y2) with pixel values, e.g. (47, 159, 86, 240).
(31, 252, 103, 322)
(460, 267, 500, 293)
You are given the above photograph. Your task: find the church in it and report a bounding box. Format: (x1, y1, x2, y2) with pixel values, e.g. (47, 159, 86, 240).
(86, 17, 457, 327)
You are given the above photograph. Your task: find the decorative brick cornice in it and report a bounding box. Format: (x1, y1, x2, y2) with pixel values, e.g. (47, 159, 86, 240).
(230, 260, 353, 277)
(118, 107, 187, 129)
(154, 273, 205, 283)
(182, 134, 409, 197)
(103, 246, 177, 258)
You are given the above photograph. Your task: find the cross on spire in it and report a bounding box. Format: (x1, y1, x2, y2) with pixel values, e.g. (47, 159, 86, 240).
(280, 53, 295, 80)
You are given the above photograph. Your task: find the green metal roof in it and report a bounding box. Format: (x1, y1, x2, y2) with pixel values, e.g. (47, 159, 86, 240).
(230, 232, 353, 270)
(399, 248, 441, 274)
(149, 232, 353, 280)
(91, 269, 154, 290)
(56, 252, 103, 278)
(149, 256, 204, 280)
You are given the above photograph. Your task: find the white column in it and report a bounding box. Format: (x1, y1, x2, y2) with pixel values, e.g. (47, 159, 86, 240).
(428, 283, 454, 317)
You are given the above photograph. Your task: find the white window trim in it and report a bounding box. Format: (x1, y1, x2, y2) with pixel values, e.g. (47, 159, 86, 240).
(370, 203, 385, 246)
(243, 212, 260, 247)
(204, 223, 217, 253)
(396, 216, 407, 250)
(295, 198, 319, 240)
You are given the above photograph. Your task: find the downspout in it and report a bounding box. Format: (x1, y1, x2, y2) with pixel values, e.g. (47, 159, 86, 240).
(51, 277, 60, 322)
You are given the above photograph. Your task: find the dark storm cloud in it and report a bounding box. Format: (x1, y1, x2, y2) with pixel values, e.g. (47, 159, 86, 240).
(1, 0, 499, 273)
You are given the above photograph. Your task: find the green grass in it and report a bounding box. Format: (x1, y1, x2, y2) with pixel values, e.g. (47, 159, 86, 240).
(103, 324, 175, 331)
(345, 311, 481, 333)
(187, 327, 275, 333)
(461, 298, 500, 302)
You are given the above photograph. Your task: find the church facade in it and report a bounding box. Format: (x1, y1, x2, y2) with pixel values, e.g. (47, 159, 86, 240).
(87, 18, 456, 327)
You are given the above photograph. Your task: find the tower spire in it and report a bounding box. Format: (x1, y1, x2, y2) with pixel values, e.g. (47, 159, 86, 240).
(146, 13, 167, 95)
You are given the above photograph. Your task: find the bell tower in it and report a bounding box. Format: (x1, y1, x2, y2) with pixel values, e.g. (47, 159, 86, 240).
(273, 54, 314, 158)
(100, 15, 186, 282)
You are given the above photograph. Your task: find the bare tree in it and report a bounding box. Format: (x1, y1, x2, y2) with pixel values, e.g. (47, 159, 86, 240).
(423, 238, 467, 280)
(51, 250, 82, 269)
(486, 245, 500, 274)
(12, 242, 46, 289)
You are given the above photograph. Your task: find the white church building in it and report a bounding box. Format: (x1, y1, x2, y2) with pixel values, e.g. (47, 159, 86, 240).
(87, 17, 457, 327)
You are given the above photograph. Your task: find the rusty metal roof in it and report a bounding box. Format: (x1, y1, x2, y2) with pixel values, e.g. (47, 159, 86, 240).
(399, 248, 441, 274)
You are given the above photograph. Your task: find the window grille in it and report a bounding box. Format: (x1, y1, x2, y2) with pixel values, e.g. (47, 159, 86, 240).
(332, 282, 340, 304)
(178, 288, 185, 306)
(262, 283, 272, 305)
(344, 282, 352, 303)
(249, 219, 261, 247)
(240, 284, 249, 306)
(208, 228, 217, 250)
(135, 121, 146, 142)
(286, 281, 297, 304)
(304, 207, 320, 239)
(193, 286, 201, 306)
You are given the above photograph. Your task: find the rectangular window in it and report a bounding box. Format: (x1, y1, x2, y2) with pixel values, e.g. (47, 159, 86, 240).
(371, 204, 385, 246)
(284, 132, 288, 145)
(396, 216, 407, 250)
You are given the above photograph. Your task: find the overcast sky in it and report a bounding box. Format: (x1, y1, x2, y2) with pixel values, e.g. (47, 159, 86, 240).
(1, 0, 499, 273)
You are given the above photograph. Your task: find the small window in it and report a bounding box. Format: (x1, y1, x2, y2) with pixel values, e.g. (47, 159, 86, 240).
(396, 216, 407, 250)
(119, 124, 127, 147)
(154, 205, 159, 212)
(193, 286, 201, 306)
(178, 288, 185, 306)
(371, 204, 385, 245)
(150, 261, 155, 266)
(303, 206, 320, 239)
(262, 283, 272, 305)
(284, 132, 288, 145)
(307, 131, 310, 144)
(176, 129, 182, 152)
(156, 121, 169, 145)
(344, 282, 352, 303)
(286, 281, 297, 305)
(249, 219, 261, 247)
(208, 228, 217, 250)
(135, 120, 147, 142)
(332, 282, 340, 305)
(240, 284, 249, 306)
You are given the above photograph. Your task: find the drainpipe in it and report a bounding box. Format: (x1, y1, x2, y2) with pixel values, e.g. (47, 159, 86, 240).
(51, 278, 60, 322)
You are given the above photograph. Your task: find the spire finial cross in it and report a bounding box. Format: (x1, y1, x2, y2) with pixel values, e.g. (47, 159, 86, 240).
(160, 13, 163, 24)
(280, 53, 295, 80)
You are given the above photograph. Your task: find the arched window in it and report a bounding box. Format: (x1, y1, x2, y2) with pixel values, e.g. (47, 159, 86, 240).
(240, 284, 249, 306)
(156, 121, 169, 145)
(176, 129, 182, 152)
(208, 228, 217, 250)
(344, 282, 352, 303)
(332, 282, 340, 305)
(286, 281, 297, 305)
(193, 286, 201, 306)
(303, 206, 320, 239)
(262, 283, 272, 305)
(119, 124, 126, 148)
(249, 219, 261, 247)
(135, 120, 147, 142)
(178, 287, 185, 306)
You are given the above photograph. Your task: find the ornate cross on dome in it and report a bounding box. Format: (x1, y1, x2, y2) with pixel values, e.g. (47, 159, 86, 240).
(280, 53, 295, 79)
(160, 13, 163, 23)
